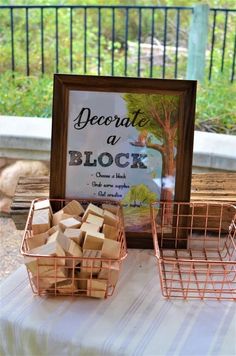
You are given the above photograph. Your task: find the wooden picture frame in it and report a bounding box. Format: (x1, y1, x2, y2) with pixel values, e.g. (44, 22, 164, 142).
(50, 75, 197, 248)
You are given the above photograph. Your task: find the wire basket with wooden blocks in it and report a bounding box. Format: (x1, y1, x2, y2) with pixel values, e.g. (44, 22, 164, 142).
(150, 201, 236, 300)
(21, 198, 127, 298)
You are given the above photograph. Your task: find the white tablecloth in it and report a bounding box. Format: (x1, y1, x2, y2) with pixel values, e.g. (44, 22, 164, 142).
(0, 250, 235, 356)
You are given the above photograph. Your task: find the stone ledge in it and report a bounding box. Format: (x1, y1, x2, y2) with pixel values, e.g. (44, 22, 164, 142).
(0, 116, 51, 160)
(0, 115, 235, 171)
(193, 131, 236, 171)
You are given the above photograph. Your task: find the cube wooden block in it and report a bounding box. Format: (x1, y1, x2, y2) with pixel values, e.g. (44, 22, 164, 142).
(87, 289, 106, 299)
(66, 240, 83, 267)
(54, 278, 78, 294)
(86, 213, 104, 229)
(67, 239, 83, 257)
(26, 232, 48, 250)
(102, 224, 118, 241)
(47, 230, 70, 253)
(64, 228, 83, 245)
(103, 210, 119, 227)
(101, 238, 121, 259)
(77, 271, 90, 291)
(82, 203, 104, 221)
(87, 279, 107, 298)
(81, 249, 102, 274)
(32, 276, 53, 290)
(32, 209, 51, 235)
(28, 239, 66, 266)
(24, 255, 55, 275)
(59, 217, 81, 231)
(102, 203, 119, 215)
(98, 261, 120, 286)
(41, 266, 68, 279)
(32, 267, 67, 290)
(83, 231, 105, 250)
(63, 200, 85, 216)
(52, 211, 73, 226)
(34, 199, 52, 215)
(47, 225, 60, 236)
(25, 239, 67, 275)
(80, 222, 100, 236)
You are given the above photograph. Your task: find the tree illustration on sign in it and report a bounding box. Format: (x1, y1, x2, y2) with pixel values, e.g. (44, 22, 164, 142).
(122, 184, 157, 207)
(124, 93, 179, 202)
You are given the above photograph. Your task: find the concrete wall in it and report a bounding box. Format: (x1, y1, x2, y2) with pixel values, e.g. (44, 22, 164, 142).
(0, 115, 235, 172)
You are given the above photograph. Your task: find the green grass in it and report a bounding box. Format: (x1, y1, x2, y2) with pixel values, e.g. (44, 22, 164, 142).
(0, 70, 235, 135)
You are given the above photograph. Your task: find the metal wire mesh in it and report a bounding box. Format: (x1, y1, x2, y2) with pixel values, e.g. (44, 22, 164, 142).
(151, 201, 236, 300)
(21, 198, 127, 298)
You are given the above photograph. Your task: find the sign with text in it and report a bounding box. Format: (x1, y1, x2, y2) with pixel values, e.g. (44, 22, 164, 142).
(50, 75, 196, 247)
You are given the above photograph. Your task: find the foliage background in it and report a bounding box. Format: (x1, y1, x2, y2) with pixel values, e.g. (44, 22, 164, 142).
(0, 0, 235, 134)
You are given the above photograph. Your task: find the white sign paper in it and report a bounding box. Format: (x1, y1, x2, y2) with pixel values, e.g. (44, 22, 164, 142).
(66, 90, 175, 232)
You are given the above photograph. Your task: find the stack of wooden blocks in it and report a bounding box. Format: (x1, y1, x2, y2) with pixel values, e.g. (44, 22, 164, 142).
(23, 199, 124, 298)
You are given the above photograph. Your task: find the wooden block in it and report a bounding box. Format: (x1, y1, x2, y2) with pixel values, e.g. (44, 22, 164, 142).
(81, 249, 102, 274)
(32, 276, 53, 290)
(34, 199, 52, 215)
(47, 225, 60, 236)
(40, 266, 68, 279)
(47, 230, 70, 252)
(32, 209, 51, 235)
(63, 200, 85, 216)
(80, 222, 100, 236)
(59, 217, 81, 231)
(102, 203, 119, 215)
(25, 240, 67, 274)
(103, 209, 119, 227)
(77, 271, 90, 291)
(87, 279, 107, 298)
(53, 278, 78, 294)
(52, 211, 72, 226)
(67, 239, 83, 257)
(66, 240, 83, 267)
(83, 231, 105, 250)
(64, 228, 83, 245)
(26, 232, 48, 250)
(101, 238, 121, 259)
(86, 213, 104, 228)
(102, 224, 118, 241)
(87, 289, 106, 299)
(28, 239, 66, 266)
(82, 203, 104, 221)
(32, 267, 68, 290)
(24, 256, 55, 275)
(98, 261, 120, 286)
(29, 240, 65, 257)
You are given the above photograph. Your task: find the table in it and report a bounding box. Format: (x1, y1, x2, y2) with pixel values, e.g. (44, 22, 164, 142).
(1, 250, 235, 356)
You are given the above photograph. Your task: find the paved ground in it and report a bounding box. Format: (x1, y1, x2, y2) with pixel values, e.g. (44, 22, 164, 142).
(0, 217, 24, 282)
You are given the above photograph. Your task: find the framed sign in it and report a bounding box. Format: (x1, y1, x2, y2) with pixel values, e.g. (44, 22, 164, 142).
(50, 75, 197, 248)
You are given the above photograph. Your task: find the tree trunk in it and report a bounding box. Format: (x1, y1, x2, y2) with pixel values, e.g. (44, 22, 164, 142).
(159, 139, 175, 228)
(160, 139, 175, 202)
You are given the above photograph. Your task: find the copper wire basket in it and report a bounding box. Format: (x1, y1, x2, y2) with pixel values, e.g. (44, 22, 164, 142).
(21, 198, 127, 298)
(151, 201, 236, 300)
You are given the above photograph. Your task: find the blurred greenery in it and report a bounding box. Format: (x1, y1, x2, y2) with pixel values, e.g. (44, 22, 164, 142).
(0, 0, 235, 134)
(1, 70, 235, 135)
(196, 76, 236, 134)
(0, 72, 53, 117)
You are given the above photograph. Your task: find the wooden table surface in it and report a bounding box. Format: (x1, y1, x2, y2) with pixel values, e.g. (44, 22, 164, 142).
(10, 173, 236, 230)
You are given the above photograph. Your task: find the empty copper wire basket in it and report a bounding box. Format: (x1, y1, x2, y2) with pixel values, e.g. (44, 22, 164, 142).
(151, 201, 236, 300)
